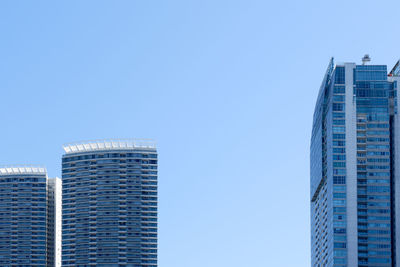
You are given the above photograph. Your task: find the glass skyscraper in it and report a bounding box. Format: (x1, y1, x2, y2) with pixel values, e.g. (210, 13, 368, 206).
(61, 139, 158, 266)
(311, 58, 400, 266)
(0, 166, 60, 266)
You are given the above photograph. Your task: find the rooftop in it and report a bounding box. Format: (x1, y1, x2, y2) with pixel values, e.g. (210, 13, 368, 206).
(63, 139, 157, 154)
(0, 166, 47, 176)
(390, 60, 400, 77)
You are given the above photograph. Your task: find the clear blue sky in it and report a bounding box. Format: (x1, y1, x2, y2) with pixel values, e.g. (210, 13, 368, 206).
(0, 1, 399, 266)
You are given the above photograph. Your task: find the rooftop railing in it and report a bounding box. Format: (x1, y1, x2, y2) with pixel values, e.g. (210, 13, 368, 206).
(63, 139, 156, 154)
(0, 166, 47, 175)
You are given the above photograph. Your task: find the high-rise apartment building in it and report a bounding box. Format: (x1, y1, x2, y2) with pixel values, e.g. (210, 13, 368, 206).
(311, 57, 400, 266)
(47, 177, 62, 267)
(61, 139, 158, 266)
(0, 166, 60, 266)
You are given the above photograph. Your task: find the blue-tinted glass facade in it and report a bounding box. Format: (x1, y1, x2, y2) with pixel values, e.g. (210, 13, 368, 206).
(311, 59, 400, 266)
(61, 141, 157, 267)
(354, 65, 394, 266)
(0, 168, 50, 266)
(330, 66, 347, 266)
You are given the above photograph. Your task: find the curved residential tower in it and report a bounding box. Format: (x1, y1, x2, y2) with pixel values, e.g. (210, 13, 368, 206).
(61, 139, 158, 267)
(0, 166, 60, 267)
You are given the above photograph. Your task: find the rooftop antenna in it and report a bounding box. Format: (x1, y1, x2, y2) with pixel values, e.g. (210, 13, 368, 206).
(362, 54, 371, 65)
